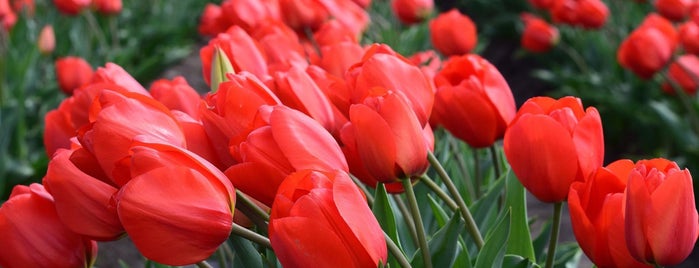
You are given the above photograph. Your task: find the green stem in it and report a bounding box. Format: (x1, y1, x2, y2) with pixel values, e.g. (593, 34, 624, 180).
(419, 174, 457, 210)
(559, 42, 591, 75)
(449, 138, 475, 204)
(428, 151, 485, 249)
(83, 11, 109, 55)
(216, 245, 227, 268)
(231, 223, 272, 249)
(236, 190, 270, 221)
(663, 72, 699, 136)
(195, 260, 213, 268)
(350, 174, 375, 207)
(402, 179, 432, 268)
(392, 194, 418, 245)
(489, 145, 501, 179)
(545, 202, 563, 268)
(384, 232, 412, 268)
(222, 242, 236, 263)
(473, 150, 481, 198)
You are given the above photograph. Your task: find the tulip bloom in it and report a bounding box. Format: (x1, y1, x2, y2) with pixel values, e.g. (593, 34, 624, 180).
(341, 90, 430, 187)
(568, 160, 653, 268)
(576, 0, 608, 29)
(198, 3, 227, 36)
(625, 159, 699, 266)
(0, 183, 98, 268)
(91, 62, 150, 96)
(55, 56, 94, 95)
(618, 13, 677, 79)
(200, 26, 269, 87)
(432, 54, 516, 148)
(52, 0, 91, 15)
(114, 141, 234, 266)
(391, 0, 434, 25)
(149, 76, 201, 118)
(429, 9, 477, 56)
(219, 0, 280, 33)
(528, 0, 554, 9)
(663, 54, 699, 95)
(93, 0, 121, 15)
(504, 96, 604, 202)
(520, 13, 559, 53)
(37, 25, 55, 55)
(655, 0, 693, 21)
(269, 170, 387, 268)
(680, 20, 699, 55)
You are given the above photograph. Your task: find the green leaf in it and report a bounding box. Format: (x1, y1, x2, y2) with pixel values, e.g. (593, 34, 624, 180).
(470, 176, 506, 236)
(230, 236, 264, 268)
(372, 183, 402, 268)
(533, 221, 552, 262)
(505, 169, 536, 262)
(474, 209, 511, 268)
(552, 243, 582, 268)
(410, 213, 466, 268)
(503, 254, 541, 268)
(426, 194, 449, 228)
(453, 238, 472, 268)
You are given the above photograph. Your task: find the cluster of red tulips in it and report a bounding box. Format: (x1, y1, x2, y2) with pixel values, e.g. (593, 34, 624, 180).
(1, 0, 698, 267)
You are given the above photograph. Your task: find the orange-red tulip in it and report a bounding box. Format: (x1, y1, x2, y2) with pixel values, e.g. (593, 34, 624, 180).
(655, 0, 693, 21)
(269, 169, 387, 268)
(55, 56, 94, 95)
(252, 20, 308, 73)
(200, 26, 269, 87)
(504, 96, 604, 203)
(93, 0, 120, 15)
(0, 183, 98, 268)
(391, 0, 434, 25)
(149, 76, 201, 118)
(551, 0, 578, 25)
(37, 25, 54, 55)
(279, 0, 329, 31)
(680, 20, 699, 55)
(625, 158, 699, 266)
(429, 9, 477, 56)
(52, 0, 90, 15)
(198, 3, 227, 37)
(520, 13, 559, 53)
(618, 13, 677, 79)
(663, 54, 699, 95)
(576, 0, 608, 29)
(432, 54, 516, 148)
(568, 160, 653, 268)
(92, 62, 150, 96)
(115, 141, 235, 266)
(220, 0, 280, 34)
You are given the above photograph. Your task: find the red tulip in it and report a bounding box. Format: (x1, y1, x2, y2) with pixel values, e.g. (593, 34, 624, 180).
(576, 0, 608, 29)
(252, 20, 308, 73)
(429, 9, 477, 56)
(37, 25, 54, 55)
(625, 158, 699, 265)
(55, 56, 94, 95)
(198, 3, 227, 37)
(317, 0, 370, 38)
(408, 50, 442, 83)
(269, 169, 387, 268)
(551, 0, 578, 25)
(200, 26, 269, 87)
(92, 62, 150, 96)
(0, 183, 98, 268)
(520, 13, 559, 53)
(680, 20, 699, 55)
(279, 0, 329, 31)
(341, 90, 430, 186)
(433, 54, 516, 148)
(115, 141, 235, 266)
(52, 0, 91, 15)
(504, 96, 604, 202)
(1, 4, 16, 31)
(313, 20, 358, 47)
(663, 54, 699, 95)
(219, 0, 280, 33)
(225, 105, 348, 206)
(149, 76, 201, 118)
(528, 0, 554, 9)
(43, 147, 123, 240)
(568, 160, 653, 268)
(391, 0, 434, 25)
(618, 13, 677, 79)
(655, 0, 693, 21)
(93, 0, 120, 15)
(11, 0, 34, 15)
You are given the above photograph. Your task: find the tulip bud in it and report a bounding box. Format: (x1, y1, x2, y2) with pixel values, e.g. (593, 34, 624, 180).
(38, 25, 55, 55)
(625, 159, 698, 265)
(52, 0, 91, 15)
(210, 46, 235, 93)
(662, 54, 699, 95)
(391, 0, 434, 25)
(520, 13, 559, 53)
(429, 9, 477, 56)
(617, 13, 677, 79)
(655, 0, 693, 21)
(55, 56, 94, 95)
(680, 20, 699, 55)
(93, 0, 121, 15)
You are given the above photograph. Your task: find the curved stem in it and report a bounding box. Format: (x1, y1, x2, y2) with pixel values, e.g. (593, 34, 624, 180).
(402, 179, 432, 268)
(489, 145, 501, 179)
(83, 11, 108, 54)
(473, 150, 481, 198)
(196, 260, 213, 268)
(384, 232, 412, 268)
(392, 194, 418, 245)
(428, 151, 485, 249)
(545, 202, 563, 268)
(419, 174, 457, 210)
(231, 223, 272, 249)
(236, 190, 270, 221)
(350, 174, 375, 207)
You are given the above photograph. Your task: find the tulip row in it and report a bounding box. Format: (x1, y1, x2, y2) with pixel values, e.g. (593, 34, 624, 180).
(1, 0, 699, 267)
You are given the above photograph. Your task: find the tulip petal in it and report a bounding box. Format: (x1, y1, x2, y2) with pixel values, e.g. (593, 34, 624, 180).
(350, 104, 398, 181)
(504, 114, 578, 202)
(377, 93, 428, 176)
(625, 170, 653, 262)
(225, 162, 287, 207)
(270, 217, 357, 268)
(573, 107, 604, 181)
(435, 84, 498, 148)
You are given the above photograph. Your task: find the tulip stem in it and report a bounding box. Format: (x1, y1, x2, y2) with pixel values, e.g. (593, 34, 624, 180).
(222, 242, 236, 263)
(384, 232, 412, 268)
(428, 151, 485, 249)
(216, 246, 227, 268)
(545, 202, 563, 268)
(83, 11, 109, 54)
(236, 190, 270, 221)
(419, 174, 457, 210)
(350, 174, 375, 207)
(489, 145, 501, 180)
(392, 194, 419, 245)
(473, 150, 481, 198)
(402, 179, 433, 268)
(195, 260, 213, 268)
(449, 138, 475, 205)
(231, 223, 272, 250)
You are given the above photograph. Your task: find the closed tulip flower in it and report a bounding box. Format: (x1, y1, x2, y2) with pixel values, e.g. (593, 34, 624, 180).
(198, 3, 227, 37)
(625, 158, 699, 266)
(93, 0, 121, 15)
(200, 26, 269, 87)
(429, 9, 477, 56)
(0, 183, 98, 268)
(220, 0, 280, 33)
(618, 13, 677, 79)
(568, 160, 653, 268)
(116, 141, 236, 266)
(55, 56, 94, 95)
(655, 0, 693, 21)
(52, 0, 90, 15)
(504, 96, 604, 203)
(680, 20, 699, 54)
(269, 169, 387, 268)
(576, 0, 608, 29)
(37, 25, 54, 55)
(149, 76, 201, 118)
(391, 0, 434, 25)
(92, 62, 150, 96)
(663, 54, 699, 95)
(432, 54, 516, 148)
(520, 13, 559, 53)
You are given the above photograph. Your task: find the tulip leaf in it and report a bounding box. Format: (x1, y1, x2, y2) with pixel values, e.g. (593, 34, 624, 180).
(505, 169, 536, 262)
(474, 209, 511, 268)
(453, 237, 473, 268)
(502, 254, 541, 268)
(532, 221, 552, 262)
(551, 242, 582, 268)
(426, 194, 449, 227)
(470, 176, 506, 236)
(410, 213, 465, 268)
(372, 183, 402, 268)
(230, 236, 264, 268)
